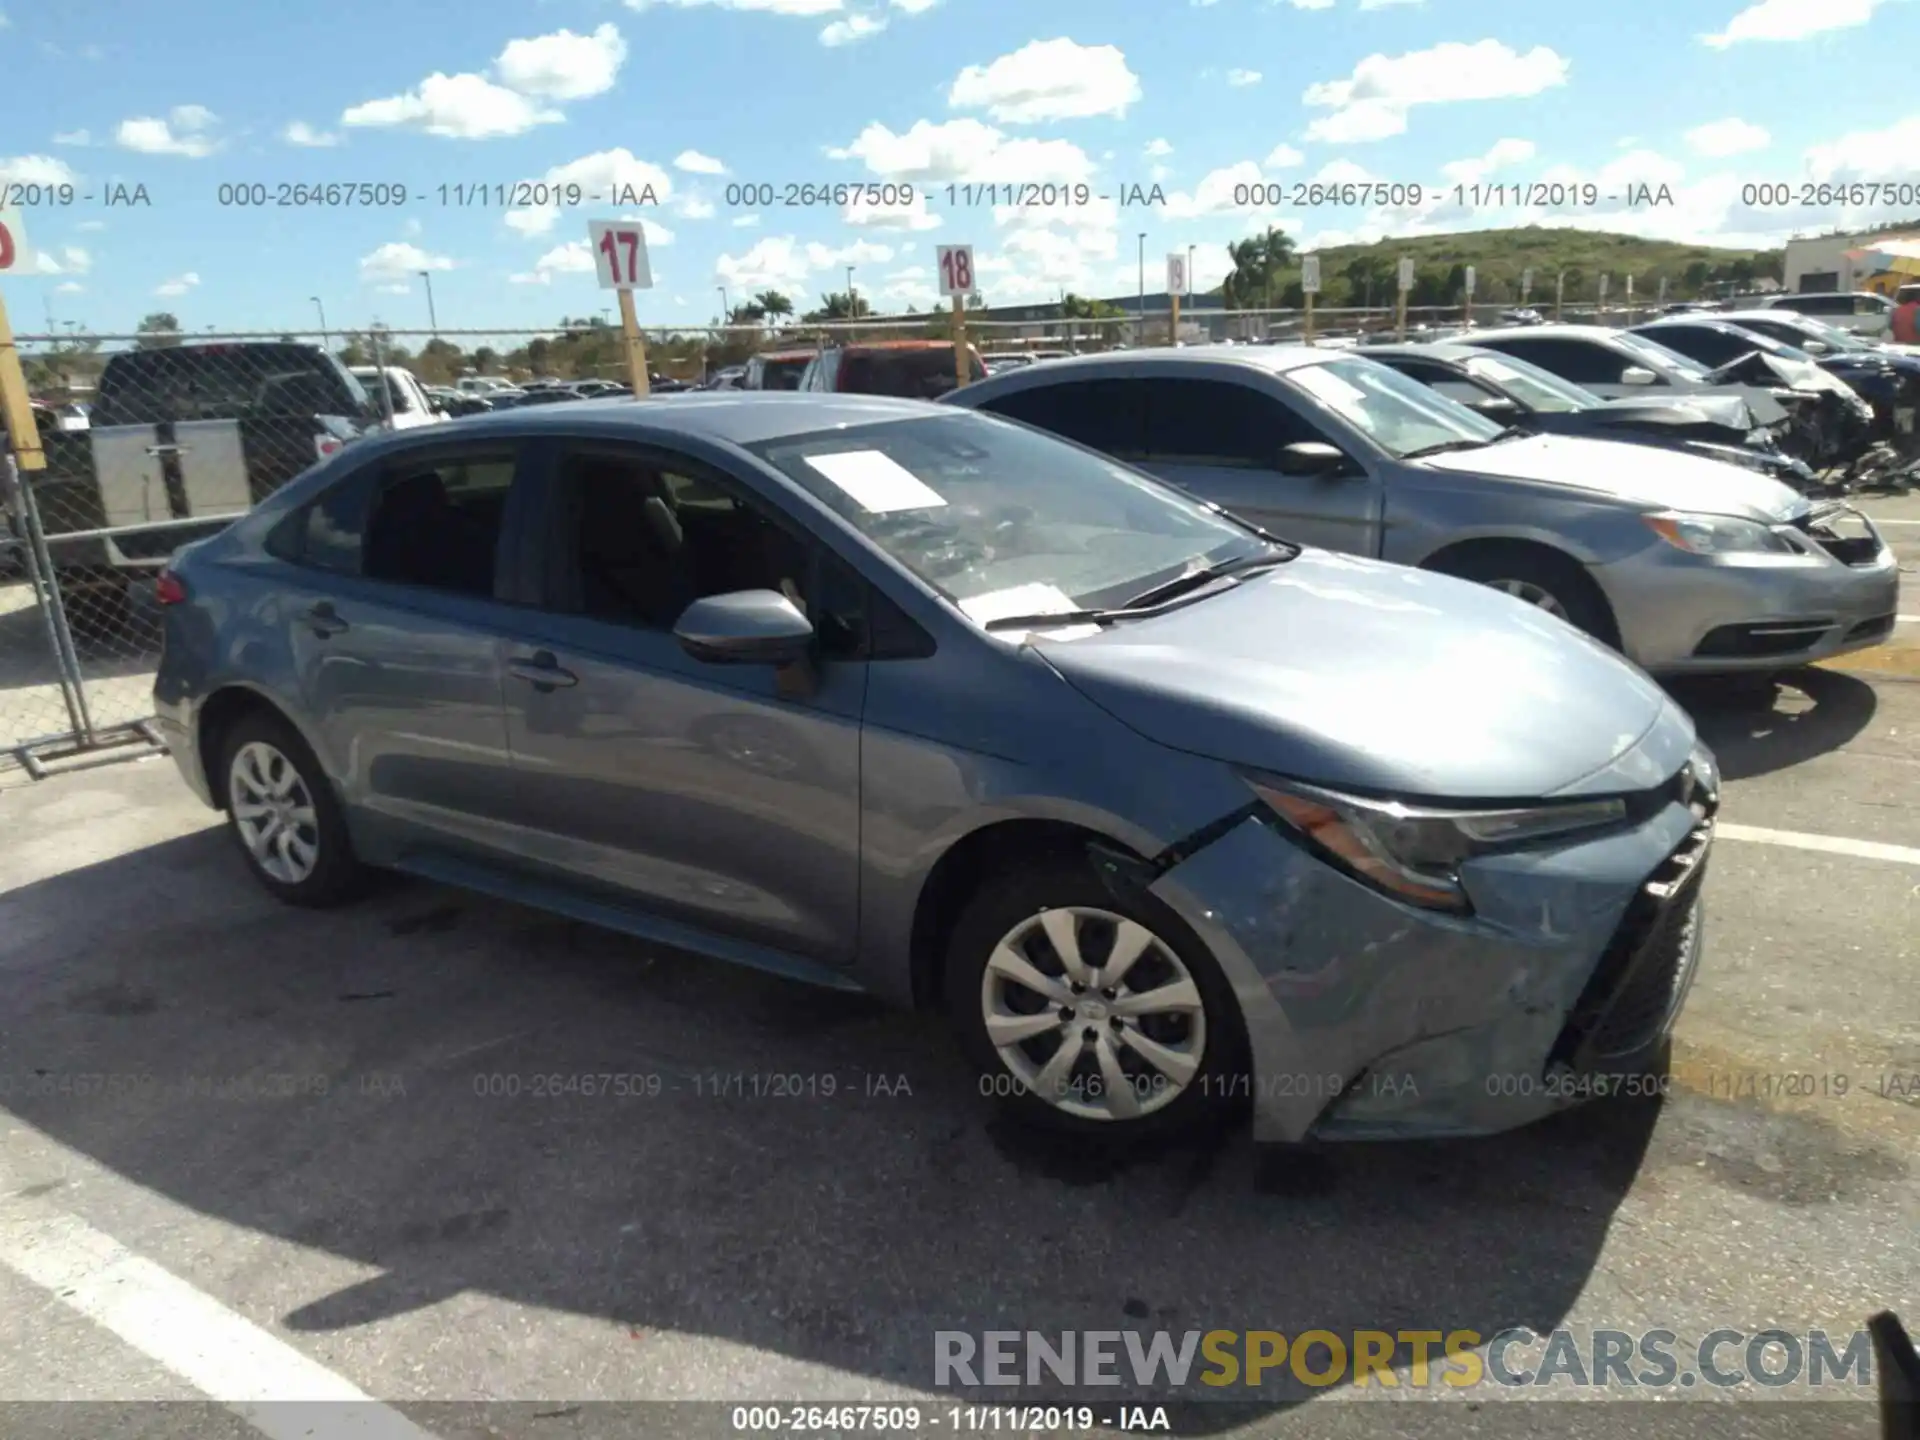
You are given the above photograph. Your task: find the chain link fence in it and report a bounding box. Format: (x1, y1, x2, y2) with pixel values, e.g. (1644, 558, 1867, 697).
(0, 298, 1701, 778)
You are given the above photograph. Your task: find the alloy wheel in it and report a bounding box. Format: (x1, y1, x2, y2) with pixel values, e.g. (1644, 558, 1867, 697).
(980, 905, 1207, 1123)
(1488, 578, 1570, 619)
(229, 741, 321, 885)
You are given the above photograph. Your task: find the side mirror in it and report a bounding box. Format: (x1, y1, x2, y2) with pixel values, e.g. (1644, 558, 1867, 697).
(1276, 441, 1348, 476)
(1470, 395, 1521, 420)
(1802, 340, 1829, 354)
(1620, 366, 1659, 386)
(674, 590, 815, 665)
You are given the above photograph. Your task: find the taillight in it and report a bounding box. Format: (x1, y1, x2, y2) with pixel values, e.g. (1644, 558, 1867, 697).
(154, 570, 188, 606)
(314, 435, 344, 460)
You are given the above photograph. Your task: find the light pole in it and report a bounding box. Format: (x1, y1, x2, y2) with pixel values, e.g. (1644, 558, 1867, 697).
(310, 295, 329, 350)
(417, 271, 439, 337)
(846, 265, 856, 315)
(717, 286, 729, 324)
(1137, 233, 1146, 343)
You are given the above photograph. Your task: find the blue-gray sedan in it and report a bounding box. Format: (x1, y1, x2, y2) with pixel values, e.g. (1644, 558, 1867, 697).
(152, 394, 1718, 1144)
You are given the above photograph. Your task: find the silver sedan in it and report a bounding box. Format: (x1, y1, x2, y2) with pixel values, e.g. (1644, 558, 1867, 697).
(944, 347, 1900, 675)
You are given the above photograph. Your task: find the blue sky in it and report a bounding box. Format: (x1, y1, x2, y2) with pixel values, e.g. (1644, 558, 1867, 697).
(2, 0, 1917, 339)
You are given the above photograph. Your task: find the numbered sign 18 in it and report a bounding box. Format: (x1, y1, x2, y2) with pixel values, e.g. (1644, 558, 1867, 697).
(0, 207, 32, 275)
(936, 245, 975, 298)
(588, 219, 653, 290)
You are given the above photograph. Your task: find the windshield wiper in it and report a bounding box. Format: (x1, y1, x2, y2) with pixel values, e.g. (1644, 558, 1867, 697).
(1118, 549, 1292, 609)
(1401, 437, 1494, 459)
(982, 608, 1132, 633)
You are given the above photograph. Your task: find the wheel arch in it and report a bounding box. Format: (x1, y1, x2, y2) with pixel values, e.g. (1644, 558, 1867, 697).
(194, 684, 330, 809)
(1417, 534, 1623, 649)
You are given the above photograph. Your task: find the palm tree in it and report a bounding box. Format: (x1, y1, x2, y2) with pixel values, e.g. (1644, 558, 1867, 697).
(1221, 228, 1297, 310)
(754, 290, 794, 328)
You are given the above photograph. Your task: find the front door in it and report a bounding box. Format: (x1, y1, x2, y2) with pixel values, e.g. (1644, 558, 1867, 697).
(1139, 377, 1381, 553)
(496, 442, 866, 963)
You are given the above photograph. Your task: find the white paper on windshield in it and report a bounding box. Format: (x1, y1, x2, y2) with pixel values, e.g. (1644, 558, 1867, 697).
(803, 449, 948, 514)
(1289, 365, 1369, 416)
(1470, 357, 1524, 384)
(959, 583, 1099, 640)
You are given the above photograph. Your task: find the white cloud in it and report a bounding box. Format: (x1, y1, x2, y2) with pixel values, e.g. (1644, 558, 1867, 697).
(402, 217, 422, 237)
(154, 272, 200, 297)
(76, 219, 104, 232)
(33, 246, 91, 276)
(675, 194, 716, 219)
(1227, 68, 1262, 87)
(716, 236, 814, 290)
(1164, 160, 1267, 218)
(830, 117, 1094, 183)
(843, 188, 943, 230)
(1358, 0, 1423, 7)
(731, 213, 762, 227)
(343, 74, 562, 139)
(502, 148, 674, 234)
(892, 0, 940, 10)
(52, 130, 91, 146)
(1685, 117, 1770, 157)
(509, 240, 596, 284)
(1284, 0, 1336, 9)
(947, 38, 1141, 123)
(283, 121, 339, 148)
(377, 283, 412, 295)
(55, 282, 83, 294)
(1438, 136, 1535, 185)
(623, 0, 843, 13)
(674, 149, 727, 174)
(494, 23, 627, 100)
(115, 105, 220, 157)
(1312, 159, 1377, 185)
(1144, 137, 1173, 158)
(0, 11, 10, 26)
(1264, 143, 1304, 169)
(821, 12, 885, 43)
(1303, 40, 1569, 143)
(0, 154, 80, 186)
(806, 238, 895, 268)
(1803, 114, 1920, 183)
(1701, 0, 1886, 46)
(359, 240, 455, 284)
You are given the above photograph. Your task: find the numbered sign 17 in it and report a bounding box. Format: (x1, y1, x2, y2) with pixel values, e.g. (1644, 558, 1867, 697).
(588, 219, 653, 290)
(937, 245, 975, 298)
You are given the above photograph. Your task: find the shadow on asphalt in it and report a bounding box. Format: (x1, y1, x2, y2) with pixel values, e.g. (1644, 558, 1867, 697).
(1668, 667, 1878, 782)
(0, 827, 1664, 1427)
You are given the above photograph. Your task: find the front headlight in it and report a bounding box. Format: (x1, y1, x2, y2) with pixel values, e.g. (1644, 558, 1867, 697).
(1246, 775, 1629, 915)
(1642, 511, 1795, 556)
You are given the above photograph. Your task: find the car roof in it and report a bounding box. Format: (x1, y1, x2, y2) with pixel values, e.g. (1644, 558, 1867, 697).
(957, 344, 1342, 382)
(1716, 309, 1812, 323)
(759, 349, 816, 361)
(1353, 340, 1484, 363)
(828, 339, 962, 352)
(394, 391, 944, 448)
(1465, 324, 1623, 343)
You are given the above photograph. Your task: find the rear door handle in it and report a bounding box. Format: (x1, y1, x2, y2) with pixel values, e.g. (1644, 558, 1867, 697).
(302, 602, 349, 637)
(508, 651, 578, 690)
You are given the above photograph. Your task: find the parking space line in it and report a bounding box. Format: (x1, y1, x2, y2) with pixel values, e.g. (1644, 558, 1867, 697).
(0, 1188, 440, 1439)
(1716, 822, 1920, 867)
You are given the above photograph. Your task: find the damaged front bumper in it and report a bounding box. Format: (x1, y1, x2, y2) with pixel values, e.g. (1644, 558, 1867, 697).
(1147, 766, 1715, 1144)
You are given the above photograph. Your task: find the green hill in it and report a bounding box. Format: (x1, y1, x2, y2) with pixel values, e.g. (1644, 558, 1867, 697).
(1213, 225, 1784, 309)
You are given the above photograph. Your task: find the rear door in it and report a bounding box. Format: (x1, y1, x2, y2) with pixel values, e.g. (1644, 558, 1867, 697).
(263, 438, 527, 855)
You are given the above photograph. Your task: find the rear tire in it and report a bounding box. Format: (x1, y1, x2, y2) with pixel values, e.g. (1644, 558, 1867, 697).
(1427, 544, 1618, 647)
(944, 855, 1248, 1143)
(218, 711, 366, 908)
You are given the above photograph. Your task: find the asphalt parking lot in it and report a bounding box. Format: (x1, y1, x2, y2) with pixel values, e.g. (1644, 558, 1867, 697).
(0, 495, 1916, 1440)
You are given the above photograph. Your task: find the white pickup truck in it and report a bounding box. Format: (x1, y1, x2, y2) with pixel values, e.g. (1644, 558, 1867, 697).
(350, 365, 448, 430)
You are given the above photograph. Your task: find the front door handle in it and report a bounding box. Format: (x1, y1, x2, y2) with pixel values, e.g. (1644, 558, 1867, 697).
(302, 602, 349, 638)
(508, 651, 578, 690)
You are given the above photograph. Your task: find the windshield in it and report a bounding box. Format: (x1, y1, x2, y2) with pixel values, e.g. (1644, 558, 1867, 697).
(745, 411, 1270, 619)
(757, 356, 812, 391)
(1780, 316, 1872, 352)
(1282, 357, 1504, 458)
(1611, 331, 1711, 381)
(1463, 353, 1596, 412)
(839, 347, 987, 399)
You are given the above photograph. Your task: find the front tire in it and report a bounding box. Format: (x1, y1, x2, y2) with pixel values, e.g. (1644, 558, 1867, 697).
(1427, 544, 1618, 647)
(944, 856, 1248, 1141)
(219, 711, 365, 907)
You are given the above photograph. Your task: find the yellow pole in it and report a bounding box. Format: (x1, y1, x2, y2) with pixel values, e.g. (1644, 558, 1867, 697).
(1395, 286, 1407, 342)
(1169, 290, 1180, 347)
(951, 296, 970, 390)
(1304, 290, 1315, 347)
(0, 287, 46, 471)
(617, 287, 651, 397)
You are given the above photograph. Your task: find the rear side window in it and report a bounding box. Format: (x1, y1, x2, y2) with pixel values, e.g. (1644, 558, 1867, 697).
(1645, 326, 1743, 364)
(1790, 295, 1848, 316)
(1478, 338, 1623, 385)
(979, 378, 1149, 457)
(97, 346, 368, 426)
(361, 451, 517, 597)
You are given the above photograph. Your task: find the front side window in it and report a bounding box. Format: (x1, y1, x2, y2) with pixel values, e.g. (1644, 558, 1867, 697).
(1612, 331, 1711, 381)
(746, 410, 1269, 620)
(361, 451, 515, 596)
(1462, 353, 1595, 412)
(980, 378, 1149, 457)
(1144, 378, 1327, 464)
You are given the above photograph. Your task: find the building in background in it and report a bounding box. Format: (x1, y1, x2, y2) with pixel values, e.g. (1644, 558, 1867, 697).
(1783, 228, 1920, 294)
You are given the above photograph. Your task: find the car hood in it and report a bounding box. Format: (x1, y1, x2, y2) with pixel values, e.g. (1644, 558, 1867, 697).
(1032, 550, 1693, 802)
(1418, 432, 1804, 521)
(1591, 393, 1757, 432)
